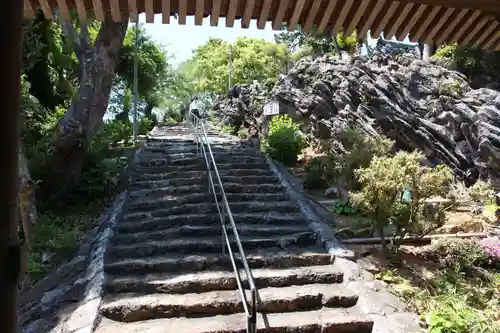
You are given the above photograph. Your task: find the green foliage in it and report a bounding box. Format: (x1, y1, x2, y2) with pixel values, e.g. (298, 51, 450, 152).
(303, 128, 394, 190)
(350, 151, 453, 250)
(262, 115, 304, 166)
(275, 25, 358, 55)
(332, 201, 358, 215)
(432, 238, 490, 271)
(188, 37, 291, 94)
(433, 43, 500, 87)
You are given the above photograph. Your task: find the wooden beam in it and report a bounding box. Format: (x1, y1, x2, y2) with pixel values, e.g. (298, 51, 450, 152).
(226, 0, 238, 27)
(128, 0, 138, 22)
(39, 0, 53, 19)
(472, 20, 499, 48)
(241, 0, 255, 28)
(332, 0, 354, 35)
(358, 0, 385, 40)
(449, 10, 481, 43)
(424, 7, 454, 43)
(210, 0, 221, 26)
(483, 29, 500, 49)
(257, 0, 272, 29)
(272, 0, 288, 31)
(111, 0, 123, 22)
(396, 4, 427, 41)
(288, 0, 306, 31)
(371, 1, 399, 39)
(435, 9, 469, 44)
(460, 15, 489, 46)
(162, 0, 170, 24)
(92, 0, 105, 21)
(195, 0, 204, 25)
(74, 0, 87, 22)
(303, 0, 321, 33)
(178, 0, 187, 24)
(410, 6, 441, 42)
(24, 0, 35, 18)
(345, 0, 371, 36)
(385, 2, 413, 40)
(317, 0, 338, 34)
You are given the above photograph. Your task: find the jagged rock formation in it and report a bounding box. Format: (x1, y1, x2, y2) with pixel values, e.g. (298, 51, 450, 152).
(92, 123, 421, 333)
(214, 52, 500, 185)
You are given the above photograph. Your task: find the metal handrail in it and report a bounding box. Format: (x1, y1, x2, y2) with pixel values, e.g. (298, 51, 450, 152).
(186, 112, 257, 333)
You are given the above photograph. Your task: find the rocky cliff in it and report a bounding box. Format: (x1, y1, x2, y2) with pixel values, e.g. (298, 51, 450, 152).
(213, 50, 500, 185)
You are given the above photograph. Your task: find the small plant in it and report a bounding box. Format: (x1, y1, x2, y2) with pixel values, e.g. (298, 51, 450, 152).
(332, 201, 358, 215)
(350, 151, 453, 251)
(237, 127, 249, 139)
(431, 238, 489, 270)
(262, 115, 304, 166)
(426, 301, 495, 333)
(303, 156, 327, 189)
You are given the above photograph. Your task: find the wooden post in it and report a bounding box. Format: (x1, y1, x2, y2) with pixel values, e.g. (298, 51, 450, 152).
(0, 1, 24, 332)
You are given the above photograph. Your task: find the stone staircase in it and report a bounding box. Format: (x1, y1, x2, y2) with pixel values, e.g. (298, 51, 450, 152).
(94, 123, 422, 333)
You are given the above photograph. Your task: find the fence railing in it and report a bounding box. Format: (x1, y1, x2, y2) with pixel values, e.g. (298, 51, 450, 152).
(186, 111, 257, 333)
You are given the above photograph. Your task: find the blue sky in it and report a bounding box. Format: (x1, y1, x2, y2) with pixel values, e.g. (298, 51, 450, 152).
(137, 14, 277, 65)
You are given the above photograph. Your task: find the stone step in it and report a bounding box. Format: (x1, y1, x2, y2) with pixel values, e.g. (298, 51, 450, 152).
(137, 156, 265, 167)
(128, 183, 286, 199)
(112, 224, 313, 245)
(121, 201, 300, 221)
(106, 265, 344, 294)
(117, 212, 304, 233)
(104, 247, 333, 275)
(131, 168, 274, 181)
(132, 162, 270, 173)
(162, 150, 261, 159)
(101, 284, 359, 322)
(128, 175, 281, 189)
(125, 193, 289, 212)
(94, 309, 374, 333)
(107, 232, 318, 258)
(161, 147, 258, 155)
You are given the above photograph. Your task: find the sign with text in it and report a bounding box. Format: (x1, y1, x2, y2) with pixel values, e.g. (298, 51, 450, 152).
(263, 101, 279, 116)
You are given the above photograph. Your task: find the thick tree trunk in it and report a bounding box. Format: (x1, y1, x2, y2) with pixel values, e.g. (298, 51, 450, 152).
(0, 1, 24, 332)
(422, 43, 435, 61)
(53, 14, 128, 188)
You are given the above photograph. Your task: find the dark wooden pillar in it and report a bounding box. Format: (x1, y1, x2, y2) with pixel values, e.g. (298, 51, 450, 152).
(0, 1, 24, 332)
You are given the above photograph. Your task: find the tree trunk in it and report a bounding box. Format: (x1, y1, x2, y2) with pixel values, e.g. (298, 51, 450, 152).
(52, 14, 128, 188)
(0, 1, 24, 332)
(18, 144, 37, 247)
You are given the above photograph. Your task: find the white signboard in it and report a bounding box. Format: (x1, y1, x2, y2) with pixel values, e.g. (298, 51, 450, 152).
(263, 101, 279, 116)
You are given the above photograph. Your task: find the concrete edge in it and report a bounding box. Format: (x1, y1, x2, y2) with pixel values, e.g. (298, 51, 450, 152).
(264, 155, 356, 261)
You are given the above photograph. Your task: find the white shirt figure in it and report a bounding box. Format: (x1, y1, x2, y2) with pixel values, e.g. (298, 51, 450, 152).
(189, 99, 203, 118)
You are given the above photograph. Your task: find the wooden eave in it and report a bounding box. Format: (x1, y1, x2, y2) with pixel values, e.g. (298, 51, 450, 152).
(24, 0, 500, 50)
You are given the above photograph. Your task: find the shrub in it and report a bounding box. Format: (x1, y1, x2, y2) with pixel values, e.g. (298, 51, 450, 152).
(262, 115, 304, 166)
(431, 238, 489, 270)
(350, 151, 453, 251)
(306, 127, 393, 190)
(478, 238, 500, 265)
(303, 156, 327, 189)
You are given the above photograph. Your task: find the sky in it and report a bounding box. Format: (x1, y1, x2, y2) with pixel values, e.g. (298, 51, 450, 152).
(136, 13, 277, 66)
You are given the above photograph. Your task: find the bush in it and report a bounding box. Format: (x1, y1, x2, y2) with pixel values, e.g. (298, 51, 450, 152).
(431, 238, 489, 270)
(262, 115, 304, 166)
(350, 151, 453, 251)
(303, 127, 393, 190)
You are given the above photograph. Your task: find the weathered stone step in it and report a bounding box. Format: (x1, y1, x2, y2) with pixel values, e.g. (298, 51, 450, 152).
(95, 309, 373, 333)
(125, 193, 288, 212)
(106, 265, 344, 294)
(112, 224, 312, 245)
(129, 175, 280, 190)
(101, 284, 359, 322)
(107, 232, 318, 258)
(131, 168, 274, 181)
(117, 212, 303, 233)
(104, 247, 333, 275)
(137, 156, 265, 167)
(162, 150, 260, 159)
(122, 201, 299, 221)
(128, 183, 286, 199)
(132, 162, 270, 173)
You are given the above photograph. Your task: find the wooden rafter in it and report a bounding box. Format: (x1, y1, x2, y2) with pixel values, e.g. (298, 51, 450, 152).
(23, 0, 500, 51)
